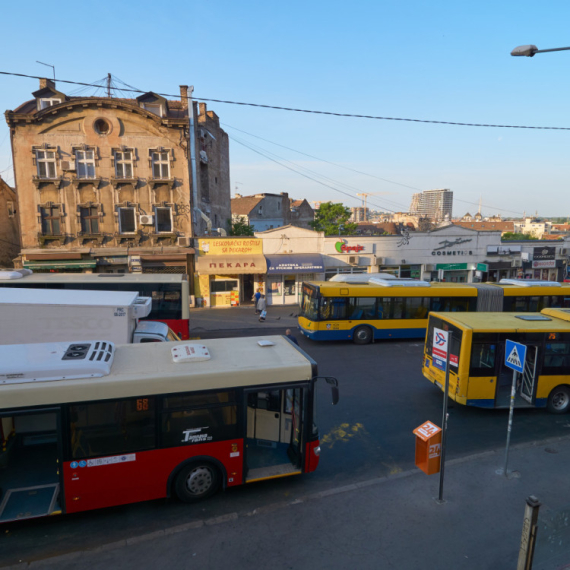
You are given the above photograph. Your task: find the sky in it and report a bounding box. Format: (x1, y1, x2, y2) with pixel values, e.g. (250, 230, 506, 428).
(1, 0, 569, 217)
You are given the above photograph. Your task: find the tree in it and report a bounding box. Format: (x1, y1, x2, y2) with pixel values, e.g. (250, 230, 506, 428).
(309, 202, 357, 236)
(502, 232, 538, 240)
(227, 219, 255, 236)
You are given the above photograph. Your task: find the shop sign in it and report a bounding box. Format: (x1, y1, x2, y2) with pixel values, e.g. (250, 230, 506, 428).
(206, 261, 259, 270)
(533, 246, 555, 261)
(436, 263, 468, 271)
(532, 260, 556, 269)
(431, 238, 473, 257)
(199, 238, 262, 256)
(325, 240, 373, 254)
(477, 263, 488, 272)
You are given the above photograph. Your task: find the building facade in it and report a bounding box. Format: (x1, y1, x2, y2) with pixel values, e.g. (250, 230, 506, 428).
(0, 176, 20, 267)
(289, 199, 314, 229)
(231, 193, 290, 231)
(5, 78, 230, 274)
(409, 189, 453, 221)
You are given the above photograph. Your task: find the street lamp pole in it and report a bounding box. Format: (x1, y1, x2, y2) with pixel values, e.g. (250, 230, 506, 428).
(511, 44, 570, 57)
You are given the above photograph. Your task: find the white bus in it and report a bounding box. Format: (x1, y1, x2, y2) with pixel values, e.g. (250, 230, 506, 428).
(0, 336, 338, 523)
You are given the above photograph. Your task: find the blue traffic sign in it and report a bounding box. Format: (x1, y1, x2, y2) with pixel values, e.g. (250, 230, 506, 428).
(505, 340, 527, 374)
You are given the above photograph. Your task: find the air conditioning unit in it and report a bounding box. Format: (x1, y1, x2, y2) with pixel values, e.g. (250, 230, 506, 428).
(177, 237, 191, 247)
(348, 255, 360, 265)
(511, 259, 522, 268)
(61, 160, 75, 171)
(139, 214, 154, 225)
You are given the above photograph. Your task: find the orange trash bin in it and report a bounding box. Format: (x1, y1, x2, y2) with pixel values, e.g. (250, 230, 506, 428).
(413, 421, 442, 475)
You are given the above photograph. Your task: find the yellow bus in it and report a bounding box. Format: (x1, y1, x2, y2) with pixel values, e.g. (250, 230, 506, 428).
(298, 276, 570, 344)
(422, 308, 570, 413)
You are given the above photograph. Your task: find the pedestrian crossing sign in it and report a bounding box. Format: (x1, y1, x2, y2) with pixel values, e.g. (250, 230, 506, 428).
(505, 340, 527, 374)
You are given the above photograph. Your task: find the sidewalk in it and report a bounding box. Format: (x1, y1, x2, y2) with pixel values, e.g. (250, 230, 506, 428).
(9, 435, 570, 569)
(189, 304, 300, 338)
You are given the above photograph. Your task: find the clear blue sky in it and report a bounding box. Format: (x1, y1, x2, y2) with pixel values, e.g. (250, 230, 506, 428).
(1, 0, 569, 217)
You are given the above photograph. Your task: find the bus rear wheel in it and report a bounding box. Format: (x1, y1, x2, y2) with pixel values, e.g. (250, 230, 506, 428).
(353, 326, 373, 345)
(547, 386, 570, 414)
(175, 462, 221, 502)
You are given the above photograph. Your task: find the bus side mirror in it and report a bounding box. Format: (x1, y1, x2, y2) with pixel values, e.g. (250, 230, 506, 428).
(324, 376, 339, 405)
(312, 376, 340, 406)
(331, 386, 339, 406)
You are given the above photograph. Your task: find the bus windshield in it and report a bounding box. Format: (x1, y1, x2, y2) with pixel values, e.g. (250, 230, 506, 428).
(300, 284, 319, 320)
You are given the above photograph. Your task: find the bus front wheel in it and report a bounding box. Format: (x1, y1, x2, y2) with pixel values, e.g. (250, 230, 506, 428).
(175, 462, 221, 502)
(353, 326, 373, 345)
(547, 386, 570, 414)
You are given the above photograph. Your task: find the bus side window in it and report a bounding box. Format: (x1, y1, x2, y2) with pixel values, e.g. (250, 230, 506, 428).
(377, 298, 391, 319)
(543, 342, 570, 374)
(392, 298, 404, 319)
(469, 344, 497, 376)
(69, 398, 156, 459)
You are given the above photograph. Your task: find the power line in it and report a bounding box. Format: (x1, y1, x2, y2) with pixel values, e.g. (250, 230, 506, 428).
(227, 125, 526, 215)
(229, 133, 410, 212)
(222, 123, 422, 192)
(3, 70, 570, 131)
(230, 135, 401, 214)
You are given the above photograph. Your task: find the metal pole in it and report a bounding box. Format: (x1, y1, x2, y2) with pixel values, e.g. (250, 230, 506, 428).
(503, 368, 517, 477)
(438, 332, 452, 502)
(517, 496, 541, 570)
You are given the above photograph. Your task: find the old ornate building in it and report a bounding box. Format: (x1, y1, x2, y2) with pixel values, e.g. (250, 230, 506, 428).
(5, 78, 230, 273)
(0, 175, 20, 267)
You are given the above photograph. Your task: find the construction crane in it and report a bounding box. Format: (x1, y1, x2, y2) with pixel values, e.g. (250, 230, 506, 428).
(356, 192, 391, 221)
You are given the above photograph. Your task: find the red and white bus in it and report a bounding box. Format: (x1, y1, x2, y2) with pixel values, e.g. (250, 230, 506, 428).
(0, 272, 190, 339)
(0, 337, 338, 522)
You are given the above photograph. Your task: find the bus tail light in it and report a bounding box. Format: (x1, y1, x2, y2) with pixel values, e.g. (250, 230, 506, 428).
(313, 446, 321, 457)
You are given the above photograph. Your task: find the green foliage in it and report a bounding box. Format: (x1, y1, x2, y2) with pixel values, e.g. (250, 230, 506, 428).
(309, 202, 358, 236)
(502, 232, 539, 240)
(227, 219, 255, 236)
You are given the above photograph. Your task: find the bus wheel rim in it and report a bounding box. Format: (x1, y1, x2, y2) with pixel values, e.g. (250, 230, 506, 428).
(553, 392, 568, 410)
(187, 466, 212, 495)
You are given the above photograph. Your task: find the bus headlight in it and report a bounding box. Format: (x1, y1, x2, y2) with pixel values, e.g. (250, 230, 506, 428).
(314, 446, 321, 457)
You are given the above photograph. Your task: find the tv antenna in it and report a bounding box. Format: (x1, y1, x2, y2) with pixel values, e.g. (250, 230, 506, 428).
(36, 61, 56, 81)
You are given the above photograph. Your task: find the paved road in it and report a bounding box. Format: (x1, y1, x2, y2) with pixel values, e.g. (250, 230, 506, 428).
(2, 320, 568, 566)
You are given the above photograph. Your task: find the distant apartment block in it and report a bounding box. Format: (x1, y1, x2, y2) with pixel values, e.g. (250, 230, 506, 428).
(350, 207, 368, 223)
(409, 189, 453, 221)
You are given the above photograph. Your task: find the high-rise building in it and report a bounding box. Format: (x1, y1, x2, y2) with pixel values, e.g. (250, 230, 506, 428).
(409, 189, 453, 221)
(350, 207, 368, 223)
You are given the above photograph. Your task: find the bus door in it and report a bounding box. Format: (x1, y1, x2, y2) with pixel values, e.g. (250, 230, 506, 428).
(244, 387, 304, 482)
(0, 408, 63, 523)
(520, 346, 539, 404)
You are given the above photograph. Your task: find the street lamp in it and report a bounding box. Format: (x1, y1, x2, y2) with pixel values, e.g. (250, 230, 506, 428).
(511, 44, 570, 57)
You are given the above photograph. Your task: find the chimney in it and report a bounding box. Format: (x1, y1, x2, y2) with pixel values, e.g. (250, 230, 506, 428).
(199, 102, 207, 116)
(39, 78, 55, 90)
(179, 85, 188, 109)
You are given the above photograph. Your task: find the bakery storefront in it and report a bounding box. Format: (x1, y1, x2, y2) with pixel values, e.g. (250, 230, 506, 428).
(195, 238, 266, 307)
(265, 253, 325, 306)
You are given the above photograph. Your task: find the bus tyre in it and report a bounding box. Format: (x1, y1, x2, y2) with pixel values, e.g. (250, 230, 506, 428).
(547, 386, 570, 414)
(353, 326, 373, 345)
(175, 462, 221, 502)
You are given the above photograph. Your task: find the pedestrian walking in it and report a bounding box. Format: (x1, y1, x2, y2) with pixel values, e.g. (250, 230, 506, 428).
(253, 289, 262, 313)
(285, 328, 299, 345)
(257, 294, 267, 322)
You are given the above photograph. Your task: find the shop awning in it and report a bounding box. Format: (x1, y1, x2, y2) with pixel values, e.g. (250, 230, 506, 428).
(23, 260, 97, 270)
(266, 253, 324, 274)
(195, 255, 267, 275)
